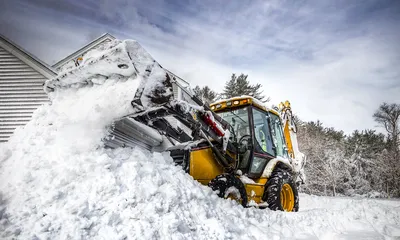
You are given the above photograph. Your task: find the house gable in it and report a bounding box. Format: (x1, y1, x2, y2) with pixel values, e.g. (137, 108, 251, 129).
(0, 35, 57, 78)
(0, 33, 192, 143)
(52, 33, 116, 72)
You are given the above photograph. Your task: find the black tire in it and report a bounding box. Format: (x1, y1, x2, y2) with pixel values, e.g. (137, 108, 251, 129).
(208, 174, 248, 207)
(263, 165, 299, 212)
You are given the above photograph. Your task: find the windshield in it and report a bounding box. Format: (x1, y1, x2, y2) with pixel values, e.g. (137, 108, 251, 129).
(217, 107, 250, 141)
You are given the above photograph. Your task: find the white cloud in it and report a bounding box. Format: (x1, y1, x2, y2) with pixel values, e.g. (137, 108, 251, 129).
(1, 0, 399, 133)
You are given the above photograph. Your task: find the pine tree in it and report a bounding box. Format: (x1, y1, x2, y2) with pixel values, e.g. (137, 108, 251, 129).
(222, 76, 237, 99)
(193, 85, 218, 104)
(222, 73, 268, 102)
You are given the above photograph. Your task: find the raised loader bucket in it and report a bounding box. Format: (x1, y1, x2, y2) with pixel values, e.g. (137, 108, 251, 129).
(45, 40, 175, 111)
(44, 40, 176, 150)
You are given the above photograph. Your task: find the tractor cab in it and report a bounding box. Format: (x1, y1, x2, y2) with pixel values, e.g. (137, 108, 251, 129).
(168, 96, 300, 210)
(210, 96, 289, 178)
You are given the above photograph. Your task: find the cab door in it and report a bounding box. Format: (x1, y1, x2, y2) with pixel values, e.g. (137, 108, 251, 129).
(268, 113, 289, 158)
(247, 107, 275, 178)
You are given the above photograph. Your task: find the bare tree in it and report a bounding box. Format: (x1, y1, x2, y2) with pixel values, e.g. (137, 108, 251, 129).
(373, 102, 400, 155)
(373, 102, 400, 197)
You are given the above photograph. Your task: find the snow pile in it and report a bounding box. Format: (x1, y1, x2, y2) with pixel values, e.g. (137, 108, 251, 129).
(1, 41, 400, 239)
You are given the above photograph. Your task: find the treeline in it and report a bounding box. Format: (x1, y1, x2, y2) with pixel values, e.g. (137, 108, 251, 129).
(297, 114, 399, 198)
(196, 74, 400, 198)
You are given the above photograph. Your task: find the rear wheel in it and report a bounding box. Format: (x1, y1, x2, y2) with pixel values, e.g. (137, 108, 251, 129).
(208, 174, 248, 207)
(263, 166, 299, 212)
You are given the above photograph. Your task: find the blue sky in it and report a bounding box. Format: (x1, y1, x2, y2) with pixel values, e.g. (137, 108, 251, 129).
(1, 0, 399, 133)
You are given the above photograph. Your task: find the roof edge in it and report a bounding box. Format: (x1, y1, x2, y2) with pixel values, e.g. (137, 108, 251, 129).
(0, 34, 57, 78)
(52, 33, 116, 69)
(166, 69, 190, 86)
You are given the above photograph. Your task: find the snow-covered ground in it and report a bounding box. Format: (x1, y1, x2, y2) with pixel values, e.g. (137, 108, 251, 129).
(1, 40, 400, 240)
(2, 139, 400, 240)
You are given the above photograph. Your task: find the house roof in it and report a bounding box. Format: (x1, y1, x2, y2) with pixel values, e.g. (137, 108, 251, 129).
(52, 33, 116, 69)
(166, 70, 190, 87)
(49, 32, 191, 87)
(0, 34, 57, 78)
(52, 32, 190, 86)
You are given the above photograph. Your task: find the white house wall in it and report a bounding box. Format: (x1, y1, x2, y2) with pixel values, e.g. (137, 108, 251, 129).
(0, 46, 49, 142)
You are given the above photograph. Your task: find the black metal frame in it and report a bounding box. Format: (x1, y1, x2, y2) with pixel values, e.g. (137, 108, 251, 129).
(132, 96, 238, 170)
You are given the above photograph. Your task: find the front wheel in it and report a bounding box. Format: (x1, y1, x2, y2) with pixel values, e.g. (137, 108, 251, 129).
(208, 174, 248, 207)
(263, 166, 299, 212)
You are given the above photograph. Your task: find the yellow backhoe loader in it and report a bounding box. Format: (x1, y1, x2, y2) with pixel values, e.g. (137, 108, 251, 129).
(168, 97, 306, 211)
(45, 39, 306, 211)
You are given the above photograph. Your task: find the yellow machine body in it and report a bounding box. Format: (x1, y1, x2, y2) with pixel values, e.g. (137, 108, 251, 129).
(185, 96, 299, 206)
(189, 146, 268, 204)
(189, 147, 224, 185)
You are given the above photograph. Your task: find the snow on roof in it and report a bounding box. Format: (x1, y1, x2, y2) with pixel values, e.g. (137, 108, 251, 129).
(52, 33, 116, 70)
(0, 34, 57, 78)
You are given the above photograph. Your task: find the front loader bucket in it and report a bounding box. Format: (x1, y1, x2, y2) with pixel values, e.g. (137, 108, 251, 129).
(44, 39, 234, 163)
(45, 40, 174, 112)
(44, 40, 179, 151)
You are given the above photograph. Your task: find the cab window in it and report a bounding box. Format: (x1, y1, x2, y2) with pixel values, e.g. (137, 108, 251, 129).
(252, 108, 274, 156)
(269, 113, 288, 158)
(217, 107, 250, 141)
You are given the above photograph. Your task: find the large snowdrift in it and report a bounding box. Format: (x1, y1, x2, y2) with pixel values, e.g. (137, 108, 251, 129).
(1, 40, 400, 240)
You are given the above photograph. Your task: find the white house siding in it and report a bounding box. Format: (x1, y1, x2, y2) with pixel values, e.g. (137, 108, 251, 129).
(0, 46, 49, 142)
